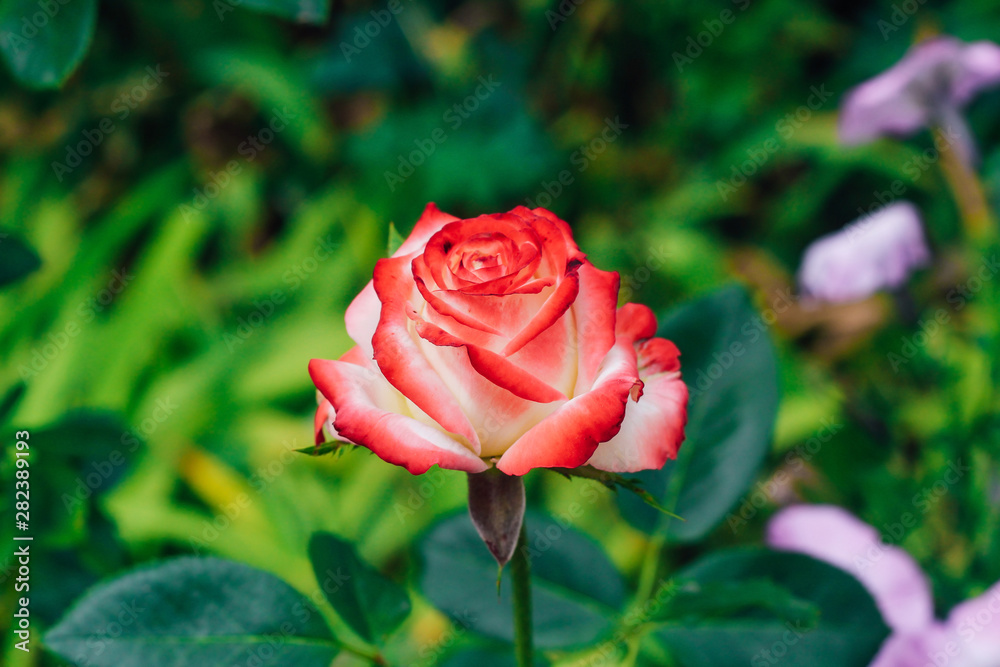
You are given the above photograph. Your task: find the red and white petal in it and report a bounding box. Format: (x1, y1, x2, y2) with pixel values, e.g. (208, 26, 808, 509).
(397, 202, 461, 256)
(496, 319, 646, 476)
(501, 261, 581, 356)
(344, 204, 459, 357)
(314, 396, 333, 445)
(372, 255, 482, 451)
(309, 358, 487, 474)
(413, 318, 566, 404)
(587, 337, 687, 472)
(345, 282, 381, 360)
(571, 263, 620, 395)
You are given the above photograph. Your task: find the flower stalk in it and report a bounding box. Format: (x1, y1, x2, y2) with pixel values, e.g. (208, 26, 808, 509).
(934, 124, 997, 244)
(511, 522, 533, 667)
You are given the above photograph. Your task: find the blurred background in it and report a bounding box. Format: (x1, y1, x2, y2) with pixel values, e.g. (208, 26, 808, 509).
(2, 0, 1000, 664)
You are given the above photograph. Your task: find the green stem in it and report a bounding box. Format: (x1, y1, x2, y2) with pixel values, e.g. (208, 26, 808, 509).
(934, 123, 997, 245)
(511, 522, 533, 667)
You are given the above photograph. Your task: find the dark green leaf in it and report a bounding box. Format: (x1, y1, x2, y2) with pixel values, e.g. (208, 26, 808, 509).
(550, 466, 683, 520)
(654, 549, 889, 667)
(308, 532, 411, 645)
(0, 231, 41, 286)
(419, 512, 626, 649)
(657, 579, 818, 625)
(45, 557, 341, 666)
(619, 285, 779, 541)
(0, 0, 97, 88)
(232, 0, 329, 24)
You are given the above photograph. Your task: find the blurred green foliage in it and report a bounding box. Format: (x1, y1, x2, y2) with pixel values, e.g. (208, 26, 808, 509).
(2, 0, 1000, 665)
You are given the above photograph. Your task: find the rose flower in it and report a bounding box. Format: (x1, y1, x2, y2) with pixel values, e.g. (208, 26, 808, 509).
(309, 204, 688, 476)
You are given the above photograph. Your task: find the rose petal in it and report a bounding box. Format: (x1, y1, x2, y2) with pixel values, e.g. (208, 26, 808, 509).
(345, 203, 459, 357)
(412, 317, 567, 404)
(571, 263, 620, 395)
(587, 333, 688, 472)
(766, 504, 934, 633)
(501, 260, 581, 356)
(314, 396, 333, 445)
(309, 358, 487, 474)
(372, 255, 482, 452)
(496, 306, 649, 476)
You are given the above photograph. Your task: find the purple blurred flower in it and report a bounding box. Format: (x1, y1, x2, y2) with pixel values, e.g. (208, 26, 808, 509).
(767, 505, 1000, 667)
(797, 201, 930, 303)
(839, 37, 1000, 165)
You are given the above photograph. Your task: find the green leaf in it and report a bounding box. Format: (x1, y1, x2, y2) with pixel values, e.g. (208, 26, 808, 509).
(0, 231, 41, 286)
(232, 0, 330, 24)
(45, 557, 342, 666)
(295, 439, 357, 457)
(549, 466, 683, 521)
(653, 549, 889, 667)
(308, 532, 411, 645)
(387, 221, 406, 256)
(657, 579, 818, 625)
(419, 512, 626, 650)
(619, 285, 779, 541)
(0, 0, 97, 88)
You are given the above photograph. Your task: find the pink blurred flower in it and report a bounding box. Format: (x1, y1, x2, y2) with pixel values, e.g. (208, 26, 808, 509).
(839, 36, 1000, 165)
(767, 504, 1000, 667)
(797, 201, 930, 303)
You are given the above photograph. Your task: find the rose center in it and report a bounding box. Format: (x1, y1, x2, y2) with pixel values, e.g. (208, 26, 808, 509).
(447, 233, 517, 282)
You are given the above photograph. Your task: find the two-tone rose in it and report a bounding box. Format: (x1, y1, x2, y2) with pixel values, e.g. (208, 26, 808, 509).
(309, 204, 688, 476)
